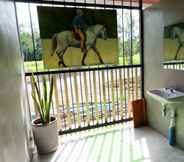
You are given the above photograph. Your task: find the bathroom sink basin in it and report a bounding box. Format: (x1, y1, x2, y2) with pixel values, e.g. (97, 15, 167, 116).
(149, 88, 184, 100)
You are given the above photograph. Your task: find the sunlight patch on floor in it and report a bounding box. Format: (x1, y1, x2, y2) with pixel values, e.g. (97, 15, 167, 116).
(33, 122, 184, 162)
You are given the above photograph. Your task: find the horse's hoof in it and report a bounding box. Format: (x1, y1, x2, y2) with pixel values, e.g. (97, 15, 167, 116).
(62, 62, 67, 67)
(100, 60, 104, 64)
(58, 61, 67, 67)
(58, 61, 62, 66)
(82, 61, 86, 66)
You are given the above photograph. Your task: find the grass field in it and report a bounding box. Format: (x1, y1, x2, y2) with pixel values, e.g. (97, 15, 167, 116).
(119, 54, 140, 65)
(24, 54, 140, 72)
(42, 38, 118, 68)
(24, 61, 44, 72)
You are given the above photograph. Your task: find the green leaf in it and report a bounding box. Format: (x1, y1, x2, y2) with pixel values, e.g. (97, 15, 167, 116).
(32, 92, 44, 123)
(42, 76, 47, 107)
(46, 76, 54, 122)
(31, 74, 54, 124)
(31, 74, 42, 104)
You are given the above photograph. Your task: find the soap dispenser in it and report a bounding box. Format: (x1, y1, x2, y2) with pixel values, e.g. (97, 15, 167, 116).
(168, 110, 176, 145)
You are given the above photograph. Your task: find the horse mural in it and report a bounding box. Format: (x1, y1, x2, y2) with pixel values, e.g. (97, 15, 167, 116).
(172, 27, 184, 60)
(51, 24, 107, 67)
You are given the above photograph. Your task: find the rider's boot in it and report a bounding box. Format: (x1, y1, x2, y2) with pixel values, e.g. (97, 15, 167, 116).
(82, 60, 86, 65)
(80, 40, 87, 52)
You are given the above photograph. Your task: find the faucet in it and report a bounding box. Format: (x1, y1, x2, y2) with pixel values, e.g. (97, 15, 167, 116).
(170, 89, 174, 93)
(165, 87, 174, 93)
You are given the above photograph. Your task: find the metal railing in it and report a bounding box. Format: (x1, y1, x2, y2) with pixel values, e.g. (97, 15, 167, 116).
(164, 61, 184, 70)
(26, 65, 141, 134)
(15, 0, 144, 134)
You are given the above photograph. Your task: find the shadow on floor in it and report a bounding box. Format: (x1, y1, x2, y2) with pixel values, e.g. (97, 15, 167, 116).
(32, 122, 184, 162)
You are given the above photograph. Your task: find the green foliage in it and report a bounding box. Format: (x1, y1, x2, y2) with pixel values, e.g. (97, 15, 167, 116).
(118, 54, 140, 65)
(20, 32, 34, 53)
(119, 39, 140, 57)
(20, 32, 42, 61)
(31, 75, 54, 124)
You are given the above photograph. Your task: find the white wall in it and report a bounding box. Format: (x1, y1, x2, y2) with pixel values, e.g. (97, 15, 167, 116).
(144, 0, 184, 93)
(0, 1, 31, 162)
(144, 0, 184, 146)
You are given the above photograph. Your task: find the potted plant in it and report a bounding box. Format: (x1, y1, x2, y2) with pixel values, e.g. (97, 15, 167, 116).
(31, 75, 58, 154)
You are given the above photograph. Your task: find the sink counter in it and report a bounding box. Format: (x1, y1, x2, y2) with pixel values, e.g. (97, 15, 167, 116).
(146, 91, 184, 149)
(147, 90, 184, 107)
(148, 88, 184, 101)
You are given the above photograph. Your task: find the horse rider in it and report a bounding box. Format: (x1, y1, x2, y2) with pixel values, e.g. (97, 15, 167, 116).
(72, 9, 88, 52)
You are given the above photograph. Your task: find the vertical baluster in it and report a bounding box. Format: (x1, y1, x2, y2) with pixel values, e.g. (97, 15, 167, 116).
(93, 71, 99, 124)
(110, 69, 116, 121)
(59, 73, 67, 131)
(89, 70, 95, 125)
(79, 72, 85, 127)
(74, 72, 81, 127)
(127, 68, 131, 101)
(139, 67, 141, 98)
(124, 68, 129, 119)
(53, 75, 62, 129)
(135, 67, 138, 99)
(69, 72, 76, 129)
(102, 70, 108, 122)
(106, 68, 111, 122)
(63, 73, 71, 129)
(131, 67, 134, 101)
(98, 69, 103, 124)
(123, 68, 127, 119)
(83, 72, 90, 125)
(119, 68, 124, 120)
(115, 68, 120, 120)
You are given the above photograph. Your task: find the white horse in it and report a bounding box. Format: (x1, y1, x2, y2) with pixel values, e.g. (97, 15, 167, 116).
(172, 27, 184, 60)
(51, 24, 107, 67)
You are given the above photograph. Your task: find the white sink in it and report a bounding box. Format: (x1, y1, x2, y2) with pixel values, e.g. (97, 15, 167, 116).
(149, 88, 184, 100)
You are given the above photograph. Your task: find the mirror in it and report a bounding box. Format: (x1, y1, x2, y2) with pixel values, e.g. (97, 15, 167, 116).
(163, 23, 184, 70)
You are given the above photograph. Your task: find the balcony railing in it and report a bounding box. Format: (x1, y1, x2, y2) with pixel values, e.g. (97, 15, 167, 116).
(164, 61, 184, 70)
(26, 65, 142, 134)
(16, 0, 143, 135)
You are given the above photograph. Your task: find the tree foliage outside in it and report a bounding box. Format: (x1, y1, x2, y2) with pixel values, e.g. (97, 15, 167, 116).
(20, 31, 42, 61)
(117, 9, 140, 65)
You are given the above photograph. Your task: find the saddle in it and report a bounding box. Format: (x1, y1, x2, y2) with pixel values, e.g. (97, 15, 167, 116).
(72, 30, 86, 41)
(72, 31, 80, 41)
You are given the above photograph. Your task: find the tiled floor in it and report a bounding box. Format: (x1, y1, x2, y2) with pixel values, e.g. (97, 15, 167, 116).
(32, 122, 184, 162)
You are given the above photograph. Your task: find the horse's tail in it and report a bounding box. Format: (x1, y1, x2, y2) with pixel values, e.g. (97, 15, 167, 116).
(51, 33, 58, 56)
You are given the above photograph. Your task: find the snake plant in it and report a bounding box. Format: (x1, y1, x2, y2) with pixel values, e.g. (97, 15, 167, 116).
(31, 75, 54, 124)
